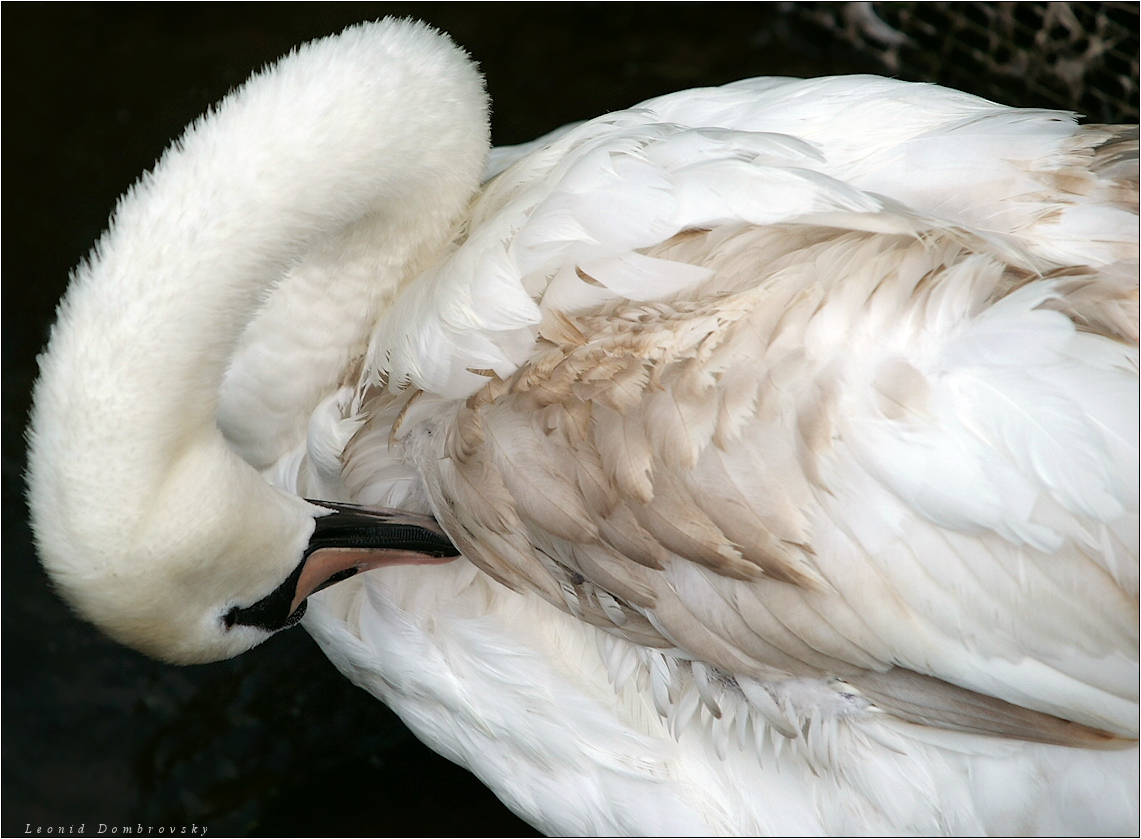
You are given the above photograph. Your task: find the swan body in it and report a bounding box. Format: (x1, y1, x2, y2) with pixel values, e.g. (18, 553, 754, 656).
(27, 19, 1139, 836)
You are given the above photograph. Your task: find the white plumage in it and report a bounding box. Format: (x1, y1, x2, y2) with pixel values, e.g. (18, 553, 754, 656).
(27, 19, 1138, 836)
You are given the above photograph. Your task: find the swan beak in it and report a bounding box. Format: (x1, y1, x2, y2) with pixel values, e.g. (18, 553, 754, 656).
(223, 502, 459, 634)
(290, 501, 461, 616)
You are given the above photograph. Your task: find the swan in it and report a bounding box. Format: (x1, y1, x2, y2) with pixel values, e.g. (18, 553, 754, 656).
(26, 18, 1139, 836)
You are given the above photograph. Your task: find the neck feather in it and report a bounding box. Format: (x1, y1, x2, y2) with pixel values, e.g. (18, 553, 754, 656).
(27, 19, 490, 624)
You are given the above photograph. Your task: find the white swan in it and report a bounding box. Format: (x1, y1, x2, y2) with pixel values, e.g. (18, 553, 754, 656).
(27, 19, 1139, 836)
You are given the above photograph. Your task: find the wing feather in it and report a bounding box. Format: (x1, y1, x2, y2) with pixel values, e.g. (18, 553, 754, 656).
(363, 78, 1139, 744)
(412, 221, 1137, 741)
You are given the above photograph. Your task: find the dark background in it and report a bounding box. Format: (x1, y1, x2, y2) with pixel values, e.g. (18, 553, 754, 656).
(3, 4, 1137, 836)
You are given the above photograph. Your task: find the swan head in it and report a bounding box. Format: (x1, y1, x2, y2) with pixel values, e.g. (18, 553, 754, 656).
(26, 424, 458, 664)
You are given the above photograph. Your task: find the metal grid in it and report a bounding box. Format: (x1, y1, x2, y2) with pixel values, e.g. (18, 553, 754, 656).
(796, 2, 1139, 123)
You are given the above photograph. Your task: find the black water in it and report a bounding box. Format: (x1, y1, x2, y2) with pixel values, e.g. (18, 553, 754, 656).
(4, 4, 1130, 837)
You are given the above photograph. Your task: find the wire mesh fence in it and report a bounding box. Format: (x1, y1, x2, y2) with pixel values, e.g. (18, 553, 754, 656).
(794, 2, 1139, 123)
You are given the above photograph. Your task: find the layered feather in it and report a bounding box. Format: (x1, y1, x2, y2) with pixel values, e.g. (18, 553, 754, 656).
(291, 73, 1138, 834)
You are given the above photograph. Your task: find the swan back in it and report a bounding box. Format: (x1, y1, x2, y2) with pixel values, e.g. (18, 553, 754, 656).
(320, 67, 1137, 833)
(367, 76, 1137, 404)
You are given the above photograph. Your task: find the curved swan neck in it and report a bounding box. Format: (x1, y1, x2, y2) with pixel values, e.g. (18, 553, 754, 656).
(26, 20, 489, 653)
(32, 20, 488, 497)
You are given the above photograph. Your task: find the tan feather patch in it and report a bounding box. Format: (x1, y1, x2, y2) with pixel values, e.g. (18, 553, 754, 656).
(407, 217, 1138, 744)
